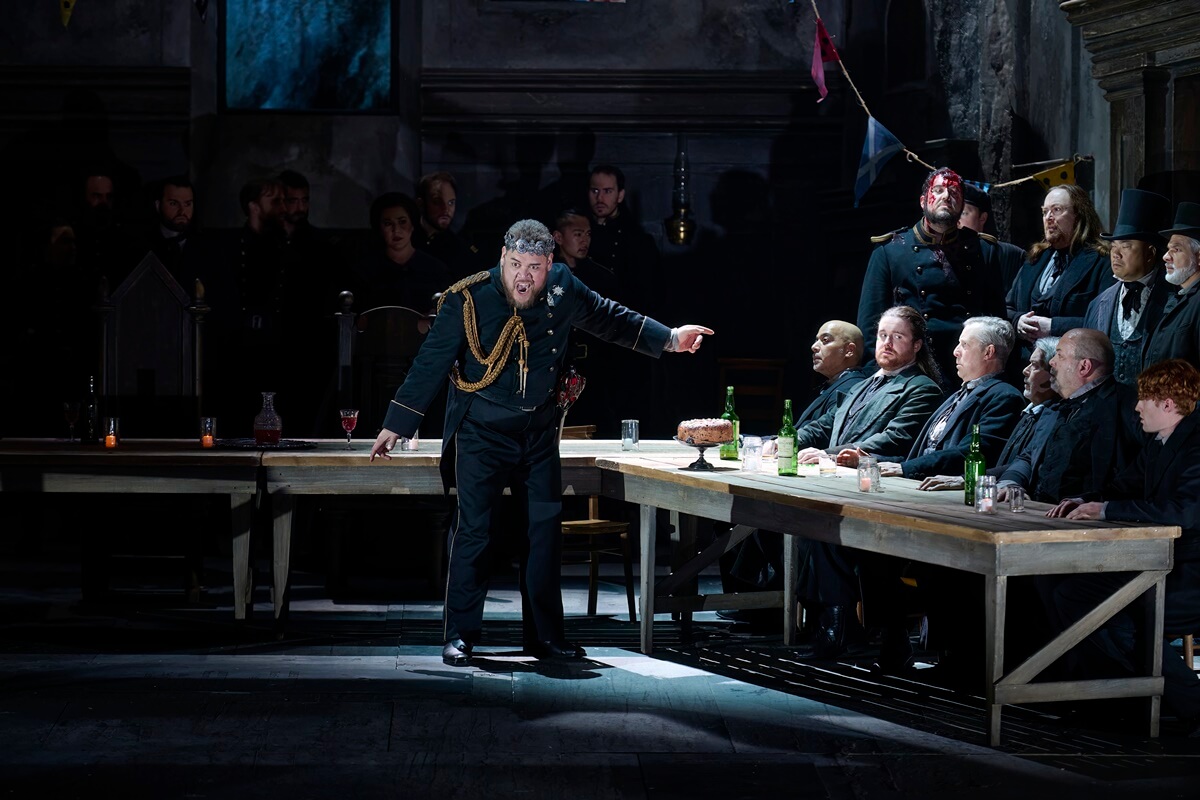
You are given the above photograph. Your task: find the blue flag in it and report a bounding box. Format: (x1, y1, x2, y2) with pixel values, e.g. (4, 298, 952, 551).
(854, 117, 904, 207)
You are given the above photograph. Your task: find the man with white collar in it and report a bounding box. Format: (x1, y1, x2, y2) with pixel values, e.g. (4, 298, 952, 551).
(1144, 202, 1200, 367)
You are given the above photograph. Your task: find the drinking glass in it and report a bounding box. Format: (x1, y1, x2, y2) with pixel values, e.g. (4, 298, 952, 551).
(742, 436, 763, 471)
(1009, 485, 1026, 513)
(818, 455, 837, 477)
(339, 409, 359, 450)
(62, 401, 80, 442)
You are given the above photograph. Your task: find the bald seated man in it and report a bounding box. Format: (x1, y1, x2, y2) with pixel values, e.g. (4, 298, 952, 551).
(799, 320, 868, 422)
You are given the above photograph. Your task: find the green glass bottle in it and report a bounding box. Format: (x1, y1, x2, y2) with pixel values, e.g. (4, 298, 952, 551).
(963, 423, 986, 506)
(777, 399, 798, 476)
(719, 385, 740, 460)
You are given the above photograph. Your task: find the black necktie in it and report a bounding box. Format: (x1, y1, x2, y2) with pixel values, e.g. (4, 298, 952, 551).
(1043, 251, 1065, 293)
(1120, 281, 1144, 319)
(842, 373, 888, 433)
(924, 384, 971, 453)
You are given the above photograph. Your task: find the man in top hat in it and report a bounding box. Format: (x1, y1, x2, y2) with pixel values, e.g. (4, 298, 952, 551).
(1144, 202, 1200, 369)
(1083, 188, 1173, 387)
(958, 182, 1026, 294)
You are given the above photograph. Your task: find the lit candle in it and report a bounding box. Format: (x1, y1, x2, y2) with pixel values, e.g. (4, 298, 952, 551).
(201, 434, 214, 448)
(105, 434, 117, 448)
(859, 476, 871, 492)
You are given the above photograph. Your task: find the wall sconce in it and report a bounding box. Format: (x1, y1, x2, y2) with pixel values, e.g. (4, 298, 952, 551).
(664, 133, 696, 246)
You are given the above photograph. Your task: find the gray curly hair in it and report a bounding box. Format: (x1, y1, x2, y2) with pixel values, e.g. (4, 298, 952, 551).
(503, 219, 555, 257)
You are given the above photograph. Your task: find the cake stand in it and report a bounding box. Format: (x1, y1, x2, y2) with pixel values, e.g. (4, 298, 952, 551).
(674, 436, 738, 471)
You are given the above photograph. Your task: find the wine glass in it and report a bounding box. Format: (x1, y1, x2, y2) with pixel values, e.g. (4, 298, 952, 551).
(339, 409, 359, 450)
(62, 401, 81, 443)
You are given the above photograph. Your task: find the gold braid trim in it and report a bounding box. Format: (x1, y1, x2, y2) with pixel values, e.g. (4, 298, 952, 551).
(440, 271, 530, 396)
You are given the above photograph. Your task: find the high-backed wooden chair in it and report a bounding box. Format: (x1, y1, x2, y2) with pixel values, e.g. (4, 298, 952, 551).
(717, 357, 787, 433)
(335, 294, 435, 437)
(96, 251, 208, 437)
(86, 251, 211, 602)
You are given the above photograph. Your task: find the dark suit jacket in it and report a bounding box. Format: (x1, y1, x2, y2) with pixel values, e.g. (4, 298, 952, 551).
(1006, 246, 1113, 358)
(1096, 410, 1200, 563)
(999, 377, 1135, 502)
(986, 402, 1049, 476)
(891, 372, 1025, 479)
(1144, 281, 1200, 368)
(797, 368, 867, 425)
(795, 364, 943, 456)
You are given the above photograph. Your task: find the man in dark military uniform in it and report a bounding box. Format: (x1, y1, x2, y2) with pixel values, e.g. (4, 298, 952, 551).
(369, 219, 712, 667)
(858, 167, 1007, 387)
(1083, 188, 1172, 388)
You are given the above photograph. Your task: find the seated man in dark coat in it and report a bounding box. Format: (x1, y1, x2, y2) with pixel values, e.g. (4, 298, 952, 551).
(718, 320, 867, 622)
(1043, 359, 1200, 736)
(792, 306, 944, 659)
(871, 316, 1024, 480)
(997, 327, 1137, 505)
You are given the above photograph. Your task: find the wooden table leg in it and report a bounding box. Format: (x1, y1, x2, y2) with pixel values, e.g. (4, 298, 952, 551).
(783, 533, 799, 646)
(231, 493, 254, 620)
(272, 493, 295, 626)
(984, 575, 1008, 747)
(639, 503, 657, 654)
(1143, 572, 1166, 738)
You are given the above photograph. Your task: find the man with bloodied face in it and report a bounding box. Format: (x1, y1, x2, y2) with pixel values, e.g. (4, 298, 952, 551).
(857, 167, 1008, 387)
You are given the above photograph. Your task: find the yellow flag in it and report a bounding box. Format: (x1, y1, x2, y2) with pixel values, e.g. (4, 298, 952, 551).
(1033, 160, 1076, 189)
(60, 0, 77, 28)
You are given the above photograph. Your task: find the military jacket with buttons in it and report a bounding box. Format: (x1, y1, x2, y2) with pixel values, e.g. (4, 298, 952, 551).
(857, 222, 1005, 382)
(381, 262, 671, 439)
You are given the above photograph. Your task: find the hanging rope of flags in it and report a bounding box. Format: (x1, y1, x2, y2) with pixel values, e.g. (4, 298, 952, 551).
(806, 0, 1079, 205)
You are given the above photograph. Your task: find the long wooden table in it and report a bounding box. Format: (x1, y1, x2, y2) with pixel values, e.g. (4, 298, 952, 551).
(2, 438, 1179, 746)
(0, 439, 261, 617)
(596, 449, 1179, 746)
(257, 439, 685, 622)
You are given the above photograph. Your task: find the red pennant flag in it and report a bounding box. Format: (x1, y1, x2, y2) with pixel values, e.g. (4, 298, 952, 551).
(811, 19, 840, 103)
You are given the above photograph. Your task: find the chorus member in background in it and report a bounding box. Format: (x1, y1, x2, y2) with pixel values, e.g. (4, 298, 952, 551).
(1143, 202, 1200, 369)
(1006, 185, 1112, 365)
(1083, 188, 1172, 388)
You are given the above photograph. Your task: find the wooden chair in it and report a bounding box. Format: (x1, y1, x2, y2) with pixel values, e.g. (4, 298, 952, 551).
(717, 357, 787, 433)
(562, 494, 636, 622)
(559, 423, 635, 621)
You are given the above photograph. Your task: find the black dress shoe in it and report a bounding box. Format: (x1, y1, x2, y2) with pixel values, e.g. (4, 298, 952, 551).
(528, 640, 586, 660)
(871, 624, 916, 674)
(794, 605, 857, 660)
(442, 638, 472, 666)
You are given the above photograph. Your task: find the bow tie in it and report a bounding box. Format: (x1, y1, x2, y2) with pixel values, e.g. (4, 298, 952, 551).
(1120, 281, 1144, 318)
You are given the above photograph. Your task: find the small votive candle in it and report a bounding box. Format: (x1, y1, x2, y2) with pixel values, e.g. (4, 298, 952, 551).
(103, 416, 119, 449)
(200, 417, 216, 448)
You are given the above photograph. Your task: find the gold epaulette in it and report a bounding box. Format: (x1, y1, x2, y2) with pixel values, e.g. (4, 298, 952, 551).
(977, 232, 998, 244)
(436, 271, 491, 313)
(870, 229, 902, 244)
